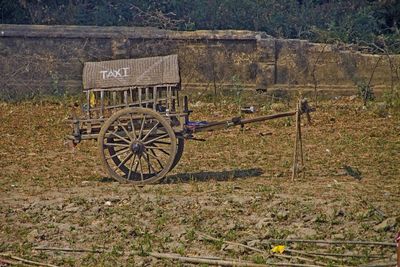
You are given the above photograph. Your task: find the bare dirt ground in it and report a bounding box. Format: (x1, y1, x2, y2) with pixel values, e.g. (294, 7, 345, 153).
(0, 96, 399, 266)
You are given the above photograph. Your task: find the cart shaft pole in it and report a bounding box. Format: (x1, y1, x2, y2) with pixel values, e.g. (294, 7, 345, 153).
(193, 110, 297, 132)
(238, 111, 296, 125)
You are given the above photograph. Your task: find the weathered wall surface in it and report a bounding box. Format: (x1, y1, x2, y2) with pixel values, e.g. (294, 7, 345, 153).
(0, 24, 399, 100)
(273, 40, 399, 93)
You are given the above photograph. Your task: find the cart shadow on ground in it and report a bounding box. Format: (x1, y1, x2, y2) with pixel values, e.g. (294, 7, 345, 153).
(163, 168, 264, 184)
(98, 168, 264, 184)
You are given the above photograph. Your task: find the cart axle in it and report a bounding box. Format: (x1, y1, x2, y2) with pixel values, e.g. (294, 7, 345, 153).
(131, 142, 145, 155)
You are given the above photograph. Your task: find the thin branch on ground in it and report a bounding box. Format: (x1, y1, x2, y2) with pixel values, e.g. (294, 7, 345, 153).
(359, 262, 397, 267)
(298, 251, 386, 259)
(0, 253, 59, 267)
(0, 257, 20, 265)
(264, 239, 396, 247)
(32, 246, 322, 267)
(196, 231, 328, 266)
(34, 247, 105, 253)
(144, 251, 323, 267)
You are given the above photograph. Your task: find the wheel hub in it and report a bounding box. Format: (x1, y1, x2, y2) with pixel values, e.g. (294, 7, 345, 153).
(131, 142, 145, 155)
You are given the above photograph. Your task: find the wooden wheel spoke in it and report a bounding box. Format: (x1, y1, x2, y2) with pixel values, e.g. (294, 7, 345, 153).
(153, 124, 166, 131)
(105, 147, 129, 160)
(143, 133, 169, 145)
(127, 154, 137, 180)
(115, 146, 129, 153)
(147, 149, 164, 169)
(138, 156, 144, 181)
(110, 131, 130, 144)
(114, 152, 133, 171)
(141, 121, 160, 142)
(120, 123, 135, 142)
(150, 140, 171, 145)
(145, 146, 170, 150)
(146, 146, 170, 156)
(133, 158, 140, 173)
(145, 150, 164, 165)
(147, 142, 171, 155)
(129, 114, 138, 140)
(104, 142, 130, 148)
(138, 116, 146, 140)
(144, 152, 157, 174)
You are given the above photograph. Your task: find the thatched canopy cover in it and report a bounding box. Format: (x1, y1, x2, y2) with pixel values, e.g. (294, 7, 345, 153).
(83, 54, 180, 90)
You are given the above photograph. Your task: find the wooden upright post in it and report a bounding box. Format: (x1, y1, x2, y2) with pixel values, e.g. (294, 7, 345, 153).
(292, 99, 304, 181)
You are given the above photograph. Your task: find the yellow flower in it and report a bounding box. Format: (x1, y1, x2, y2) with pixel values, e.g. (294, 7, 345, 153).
(270, 245, 285, 254)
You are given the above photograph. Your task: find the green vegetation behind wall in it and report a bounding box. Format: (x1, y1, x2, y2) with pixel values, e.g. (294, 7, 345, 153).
(1, 0, 400, 53)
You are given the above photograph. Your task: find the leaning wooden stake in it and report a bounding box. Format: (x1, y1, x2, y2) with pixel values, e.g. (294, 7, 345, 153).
(292, 100, 303, 181)
(298, 105, 304, 178)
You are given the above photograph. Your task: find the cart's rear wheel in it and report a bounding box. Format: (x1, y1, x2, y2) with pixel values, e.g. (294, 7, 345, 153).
(98, 107, 177, 184)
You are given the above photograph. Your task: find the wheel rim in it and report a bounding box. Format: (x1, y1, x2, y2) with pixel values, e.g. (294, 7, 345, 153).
(99, 108, 177, 184)
(170, 138, 184, 171)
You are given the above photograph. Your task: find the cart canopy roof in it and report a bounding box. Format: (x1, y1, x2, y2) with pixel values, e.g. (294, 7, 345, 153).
(82, 54, 180, 90)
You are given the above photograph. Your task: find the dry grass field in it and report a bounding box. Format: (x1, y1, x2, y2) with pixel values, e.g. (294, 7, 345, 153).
(0, 94, 399, 266)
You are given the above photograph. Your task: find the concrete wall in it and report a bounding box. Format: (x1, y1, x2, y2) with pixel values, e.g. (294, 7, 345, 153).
(0, 24, 399, 100)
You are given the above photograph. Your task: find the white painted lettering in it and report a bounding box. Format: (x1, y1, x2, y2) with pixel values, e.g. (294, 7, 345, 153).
(100, 68, 130, 79)
(122, 67, 129, 77)
(106, 71, 114, 79)
(100, 70, 108, 79)
(114, 69, 122, 77)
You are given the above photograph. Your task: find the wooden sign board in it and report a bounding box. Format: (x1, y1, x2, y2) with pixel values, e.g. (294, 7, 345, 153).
(83, 54, 180, 90)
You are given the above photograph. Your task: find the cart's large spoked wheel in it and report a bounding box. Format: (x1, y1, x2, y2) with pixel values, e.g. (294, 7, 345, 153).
(98, 108, 177, 184)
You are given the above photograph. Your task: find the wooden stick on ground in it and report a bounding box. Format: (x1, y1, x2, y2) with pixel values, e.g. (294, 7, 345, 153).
(304, 251, 385, 259)
(0, 253, 59, 267)
(196, 232, 328, 266)
(147, 251, 322, 267)
(197, 232, 265, 254)
(359, 262, 397, 267)
(286, 249, 341, 262)
(34, 247, 105, 253)
(34, 245, 385, 261)
(0, 257, 20, 265)
(32, 247, 322, 267)
(264, 239, 396, 247)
